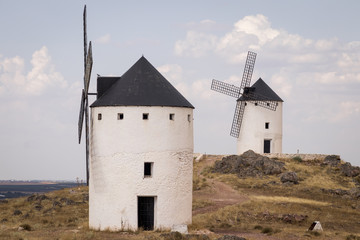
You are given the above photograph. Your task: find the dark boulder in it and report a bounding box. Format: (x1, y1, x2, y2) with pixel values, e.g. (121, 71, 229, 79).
(213, 150, 285, 177)
(53, 201, 62, 207)
(349, 188, 360, 199)
(281, 214, 307, 223)
(323, 155, 341, 166)
(280, 172, 299, 184)
(13, 210, 22, 216)
(341, 162, 360, 177)
(34, 204, 43, 211)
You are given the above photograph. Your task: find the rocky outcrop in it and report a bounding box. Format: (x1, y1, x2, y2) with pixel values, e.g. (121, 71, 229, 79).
(323, 155, 341, 166)
(260, 211, 307, 223)
(321, 187, 360, 199)
(213, 150, 285, 177)
(280, 172, 299, 184)
(341, 162, 360, 177)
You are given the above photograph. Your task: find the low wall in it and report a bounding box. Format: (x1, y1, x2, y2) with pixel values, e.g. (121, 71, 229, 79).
(194, 153, 340, 162)
(263, 153, 340, 161)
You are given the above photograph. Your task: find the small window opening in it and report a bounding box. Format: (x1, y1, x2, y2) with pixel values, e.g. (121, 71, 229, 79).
(98, 113, 102, 120)
(144, 162, 153, 177)
(245, 102, 247, 106)
(143, 113, 149, 120)
(267, 102, 270, 106)
(255, 102, 258, 106)
(169, 113, 175, 120)
(187, 114, 191, 122)
(118, 113, 124, 120)
(265, 122, 269, 129)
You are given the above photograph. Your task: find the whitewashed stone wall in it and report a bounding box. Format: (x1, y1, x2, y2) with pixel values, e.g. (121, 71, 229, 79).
(237, 102, 283, 154)
(89, 106, 193, 231)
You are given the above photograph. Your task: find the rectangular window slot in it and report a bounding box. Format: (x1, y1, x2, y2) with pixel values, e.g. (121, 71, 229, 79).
(98, 113, 102, 120)
(265, 122, 269, 129)
(118, 113, 124, 120)
(169, 113, 175, 120)
(187, 114, 191, 122)
(144, 162, 153, 177)
(143, 113, 149, 120)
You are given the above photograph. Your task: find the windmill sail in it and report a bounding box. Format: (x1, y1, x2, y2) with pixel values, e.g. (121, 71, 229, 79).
(230, 101, 246, 138)
(240, 51, 256, 90)
(78, 89, 85, 143)
(211, 79, 241, 98)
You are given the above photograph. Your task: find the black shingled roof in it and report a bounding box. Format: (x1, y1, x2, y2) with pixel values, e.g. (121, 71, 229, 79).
(90, 56, 194, 108)
(238, 78, 283, 102)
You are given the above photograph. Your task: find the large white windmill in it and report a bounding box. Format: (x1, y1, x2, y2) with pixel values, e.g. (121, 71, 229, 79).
(77, 6, 194, 231)
(211, 51, 283, 154)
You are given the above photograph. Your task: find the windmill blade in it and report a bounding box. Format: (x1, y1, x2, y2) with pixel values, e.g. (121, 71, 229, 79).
(240, 51, 257, 90)
(83, 5, 87, 73)
(230, 101, 246, 138)
(78, 89, 86, 144)
(211, 79, 241, 98)
(84, 41, 93, 95)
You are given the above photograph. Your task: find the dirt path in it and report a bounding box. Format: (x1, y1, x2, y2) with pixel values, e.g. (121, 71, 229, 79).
(193, 155, 249, 215)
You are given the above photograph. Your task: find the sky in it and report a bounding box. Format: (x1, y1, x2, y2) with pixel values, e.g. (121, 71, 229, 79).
(0, 1, 359, 180)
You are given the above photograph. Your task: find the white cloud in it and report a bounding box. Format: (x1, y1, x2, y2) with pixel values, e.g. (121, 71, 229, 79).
(191, 79, 215, 100)
(233, 14, 279, 46)
(0, 46, 66, 96)
(270, 71, 292, 97)
(157, 64, 183, 84)
(332, 101, 360, 122)
(96, 34, 111, 44)
(174, 31, 217, 57)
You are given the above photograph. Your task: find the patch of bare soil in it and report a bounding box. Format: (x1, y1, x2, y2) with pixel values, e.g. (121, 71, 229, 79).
(193, 180, 248, 215)
(193, 155, 249, 215)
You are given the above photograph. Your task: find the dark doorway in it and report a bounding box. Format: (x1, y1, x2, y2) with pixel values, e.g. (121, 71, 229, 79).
(264, 140, 271, 153)
(138, 197, 154, 230)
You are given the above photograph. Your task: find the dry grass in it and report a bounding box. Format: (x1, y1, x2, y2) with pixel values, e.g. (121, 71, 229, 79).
(251, 195, 330, 206)
(190, 155, 360, 239)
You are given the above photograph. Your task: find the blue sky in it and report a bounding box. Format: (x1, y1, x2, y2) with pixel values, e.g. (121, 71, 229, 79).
(0, 1, 359, 180)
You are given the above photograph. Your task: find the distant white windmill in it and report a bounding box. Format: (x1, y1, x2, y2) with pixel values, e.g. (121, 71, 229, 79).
(211, 51, 283, 154)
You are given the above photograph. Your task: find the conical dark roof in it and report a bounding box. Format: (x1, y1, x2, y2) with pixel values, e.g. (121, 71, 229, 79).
(238, 78, 283, 102)
(91, 56, 194, 108)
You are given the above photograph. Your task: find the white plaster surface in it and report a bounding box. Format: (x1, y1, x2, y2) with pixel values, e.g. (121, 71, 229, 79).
(89, 106, 193, 231)
(171, 224, 189, 234)
(237, 102, 282, 154)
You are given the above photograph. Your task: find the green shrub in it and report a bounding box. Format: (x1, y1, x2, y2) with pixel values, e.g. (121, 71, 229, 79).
(261, 227, 273, 234)
(292, 156, 303, 162)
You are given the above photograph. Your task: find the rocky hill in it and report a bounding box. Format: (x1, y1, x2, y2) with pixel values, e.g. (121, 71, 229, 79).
(1, 151, 360, 240)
